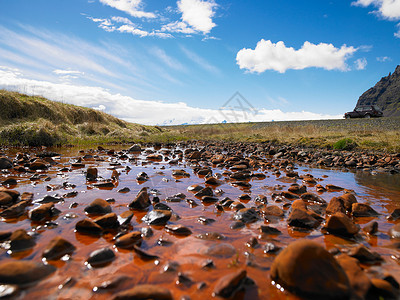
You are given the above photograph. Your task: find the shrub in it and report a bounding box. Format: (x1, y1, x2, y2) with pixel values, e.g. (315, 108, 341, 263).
(333, 138, 357, 150)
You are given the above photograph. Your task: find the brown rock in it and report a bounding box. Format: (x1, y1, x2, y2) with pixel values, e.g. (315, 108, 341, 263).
(165, 224, 192, 236)
(0, 157, 13, 169)
(369, 278, 399, 299)
(114, 232, 142, 249)
(0, 261, 55, 285)
(326, 197, 346, 215)
(29, 203, 57, 221)
(213, 269, 247, 298)
(75, 219, 103, 235)
(351, 203, 379, 217)
(287, 209, 319, 229)
(348, 245, 383, 264)
(262, 205, 284, 217)
(86, 167, 98, 181)
(300, 192, 326, 204)
(0, 188, 20, 202)
(128, 188, 150, 210)
(113, 284, 172, 300)
(336, 254, 371, 299)
(270, 239, 351, 299)
(84, 198, 112, 215)
(338, 193, 357, 212)
(325, 212, 360, 237)
(29, 159, 48, 170)
(9, 229, 35, 251)
(0, 201, 28, 219)
(94, 213, 119, 229)
(42, 237, 76, 260)
(86, 248, 115, 267)
(388, 223, 400, 239)
(0, 192, 13, 206)
(363, 221, 378, 235)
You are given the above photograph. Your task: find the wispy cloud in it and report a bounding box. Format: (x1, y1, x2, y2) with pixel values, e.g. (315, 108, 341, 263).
(236, 39, 357, 73)
(0, 67, 342, 125)
(99, 0, 156, 19)
(150, 47, 187, 71)
(180, 45, 221, 75)
(376, 56, 391, 62)
(354, 57, 367, 70)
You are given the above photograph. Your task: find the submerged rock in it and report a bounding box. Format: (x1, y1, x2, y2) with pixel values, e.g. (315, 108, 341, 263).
(0, 261, 55, 285)
(213, 269, 247, 298)
(113, 284, 172, 300)
(270, 239, 351, 299)
(42, 236, 76, 260)
(86, 248, 115, 268)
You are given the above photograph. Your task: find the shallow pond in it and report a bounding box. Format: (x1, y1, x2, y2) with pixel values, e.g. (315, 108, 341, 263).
(0, 144, 399, 299)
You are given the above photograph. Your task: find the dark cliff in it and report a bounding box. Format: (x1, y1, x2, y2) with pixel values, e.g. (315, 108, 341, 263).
(356, 65, 400, 117)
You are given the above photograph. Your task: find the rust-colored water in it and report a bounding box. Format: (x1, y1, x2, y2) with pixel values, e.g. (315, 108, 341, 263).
(0, 145, 399, 299)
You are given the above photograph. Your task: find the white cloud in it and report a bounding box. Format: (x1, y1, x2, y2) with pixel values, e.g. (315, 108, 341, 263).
(111, 16, 134, 25)
(161, 21, 197, 34)
(354, 58, 367, 70)
(99, 0, 156, 18)
(395, 23, 400, 37)
(0, 67, 342, 125)
(53, 69, 84, 76)
(236, 39, 357, 73)
(352, 0, 400, 20)
(377, 56, 391, 62)
(177, 0, 217, 34)
(117, 24, 172, 38)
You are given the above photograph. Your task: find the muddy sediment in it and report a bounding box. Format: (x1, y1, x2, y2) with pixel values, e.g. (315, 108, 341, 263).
(0, 141, 399, 299)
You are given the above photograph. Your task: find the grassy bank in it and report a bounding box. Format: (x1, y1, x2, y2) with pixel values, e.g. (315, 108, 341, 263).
(0, 90, 399, 152)
(145, 117, 400, 152)
(0, 90, 161, 146)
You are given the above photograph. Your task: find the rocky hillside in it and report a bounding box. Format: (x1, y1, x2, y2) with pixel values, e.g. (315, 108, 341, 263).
(356, 65, 400, 117)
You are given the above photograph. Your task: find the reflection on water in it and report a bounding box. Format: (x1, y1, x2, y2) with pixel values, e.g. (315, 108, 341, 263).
(0, 145, 399, 300)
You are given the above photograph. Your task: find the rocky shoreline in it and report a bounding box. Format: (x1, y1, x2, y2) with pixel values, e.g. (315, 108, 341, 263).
(0, 141, 399, 299)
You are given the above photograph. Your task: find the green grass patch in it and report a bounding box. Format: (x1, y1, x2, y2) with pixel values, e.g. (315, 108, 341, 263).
(332, 138, 357, 150)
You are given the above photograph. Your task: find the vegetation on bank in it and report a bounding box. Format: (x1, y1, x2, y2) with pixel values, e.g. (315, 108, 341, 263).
(0, 90, 162, 146)
(0, 90, 399, 152)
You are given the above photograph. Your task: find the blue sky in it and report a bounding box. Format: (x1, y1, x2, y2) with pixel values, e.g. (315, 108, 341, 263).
(0, 0, 399, 125)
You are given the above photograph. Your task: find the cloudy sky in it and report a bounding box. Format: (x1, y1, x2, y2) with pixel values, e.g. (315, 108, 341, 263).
(0, 0, 399, 125)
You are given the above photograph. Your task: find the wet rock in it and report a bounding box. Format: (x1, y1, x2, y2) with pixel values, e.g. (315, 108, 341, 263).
(213, 269, 247, 299)
(29, 203, 59, 222)
(197, 216, 215, 225)
(281, 191, 300, 200)
(136, 172, 149, 182)
(0, 192, 13, 206)
(259, 225, 281, 235)
(0, 261, 55, 285)
(140, 227, 153, 238)
(387, 208, 400, 221)
(29, 159, 48, 170)
(324, 212, 360, 237)
(114, 232, 142, 249)
(128, 144, 141, 153)
(201, 259, 215, 269)
(128, 188, 151, 210)
(94, 213, 119, 229)
(0, 201, 28, 219)
(92, 181, 114, 188)
(288, 184, 307, 195)
(262, 205, 284, 218)
(132, 245, 159, 261)
(389, 223, 400, 239)
(154, 203, 172, 211)
(0, 284, 19, 298)
(263, 242, 282, 254)
(229, 201, 245, 210)
(338, 193, 358, 212)
(187, 184, 203, 192)
(245, 237, 259, 248)
(176, 272, 194, 287)
(165, 224, 192, 236)
(287, 208, 319, 229)
(351, 203, 379, 217)
(172, 169, 190, 177)
(369, 278, 399, 299)
(86, 248, 115, 268)
(34, 194, 63, 204)
(300, 192, 326, 204)
(326, 197, 346, 215)
(9, 229, 36, 252)
(117, 211, 133, 226)
(75, 219, 103, 235)
(84, 198, 111, 215)
(326, 184, 344, 191)
(270, 240, 351, 299)
(118, 187, 130, 193)
(230, 221, 245, 230)
(0, 188, 20, 202)
(0, 157, 13, 169)
(196, 232, 225, 241)
(194, 187, 213, 198)
(142, 210, 172, 225)
(86, 167, 98, 181)
(254, 195, 267, 204)
(348, 245, 383, 264)
(0, 232, 11, 242)
(113, 284, 172, 300)
(233, 208, 259, 224)
(363, 221, 378, 235)
(204, 243, 236, 258)
(336, 254, 371, 300)
(93, 276, 132, 293)
(42, 236, 76, 260)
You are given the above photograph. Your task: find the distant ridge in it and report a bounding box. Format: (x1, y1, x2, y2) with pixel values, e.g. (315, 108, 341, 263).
(356, 65, 400, 117)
